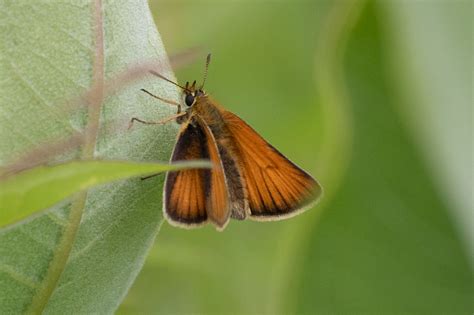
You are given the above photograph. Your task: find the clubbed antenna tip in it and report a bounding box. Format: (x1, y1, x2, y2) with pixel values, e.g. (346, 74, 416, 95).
(201, 53, 212, 89)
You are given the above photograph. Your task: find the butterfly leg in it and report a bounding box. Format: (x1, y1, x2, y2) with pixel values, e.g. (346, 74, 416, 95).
(141, 89, 182, 113)
(140, 173, 160, 181)
(128, 112, 187, 129)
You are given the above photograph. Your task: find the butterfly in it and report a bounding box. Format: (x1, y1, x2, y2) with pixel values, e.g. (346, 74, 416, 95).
(130, 54, 322, 231)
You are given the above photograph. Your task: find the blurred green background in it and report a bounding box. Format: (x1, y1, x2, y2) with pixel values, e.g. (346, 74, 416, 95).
(119, 1, 472, 314)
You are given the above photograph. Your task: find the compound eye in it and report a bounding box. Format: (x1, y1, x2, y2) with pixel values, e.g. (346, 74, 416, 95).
(185, 93, 195, 106)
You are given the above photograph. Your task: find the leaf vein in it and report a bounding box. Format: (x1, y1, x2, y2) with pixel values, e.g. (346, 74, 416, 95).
(0, 262, 40, 289)
(17, 229, 56, 252)
(46, 211, 68, 227)
(7, 60, 78, 133)
(29, 4, 94, 52)
(28, 49, 89, 90)
(69, 183, 155, 263)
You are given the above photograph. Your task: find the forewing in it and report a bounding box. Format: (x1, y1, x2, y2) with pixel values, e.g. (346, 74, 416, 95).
(222, 110, 322, 220)
(164, 122, 209, 227)
(195, 117, 231, 229)
(165, 118, 231, 230)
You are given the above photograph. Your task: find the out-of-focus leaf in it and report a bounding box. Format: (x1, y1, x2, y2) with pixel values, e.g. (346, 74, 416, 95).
(292, 3, 473, 314)
(381, 0, 473, 258)
(0, 160, 211, 228)
(0, 0, 179, 313)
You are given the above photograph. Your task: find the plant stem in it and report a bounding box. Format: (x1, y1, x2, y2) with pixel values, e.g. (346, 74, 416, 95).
(27, 192, 87, 313)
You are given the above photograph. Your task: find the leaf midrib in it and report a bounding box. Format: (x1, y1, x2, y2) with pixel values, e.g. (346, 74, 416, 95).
(26, 0, 105, 312)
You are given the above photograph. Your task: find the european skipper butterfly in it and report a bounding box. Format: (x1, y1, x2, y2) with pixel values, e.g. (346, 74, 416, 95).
(131, 55, 322, 231)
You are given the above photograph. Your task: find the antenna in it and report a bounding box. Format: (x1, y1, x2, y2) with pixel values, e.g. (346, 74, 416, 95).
(200, 53, 211, 89)
(149, 70, 190, 92)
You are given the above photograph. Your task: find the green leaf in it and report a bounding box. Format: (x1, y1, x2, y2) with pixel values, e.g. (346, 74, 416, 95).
(0, 160, 211, 228)
(292, 2, 473, 314)
(0, 0, 180, 313)
(381, 0, 473, 258)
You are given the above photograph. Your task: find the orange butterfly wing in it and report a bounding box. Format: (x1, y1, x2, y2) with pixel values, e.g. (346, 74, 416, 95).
(222, 110, 322, 220)
(164, 119, 230, 229)
(196, 117, 231, 228)
(164, 122, 208, 227)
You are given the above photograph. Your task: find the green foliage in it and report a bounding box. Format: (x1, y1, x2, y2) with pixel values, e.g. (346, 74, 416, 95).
(0, 0, 471, 314)
(0, 0, 180, 313)
(294, 3, 472, 314)
(0, 160, 211, 228)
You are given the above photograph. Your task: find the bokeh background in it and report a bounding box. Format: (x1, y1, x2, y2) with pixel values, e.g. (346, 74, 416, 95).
(119, 1, 472, 314)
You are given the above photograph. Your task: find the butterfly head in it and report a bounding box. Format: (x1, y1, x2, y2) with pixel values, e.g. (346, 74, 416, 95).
(183, 80, 206, 107)
(183, 53, 211, 107)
